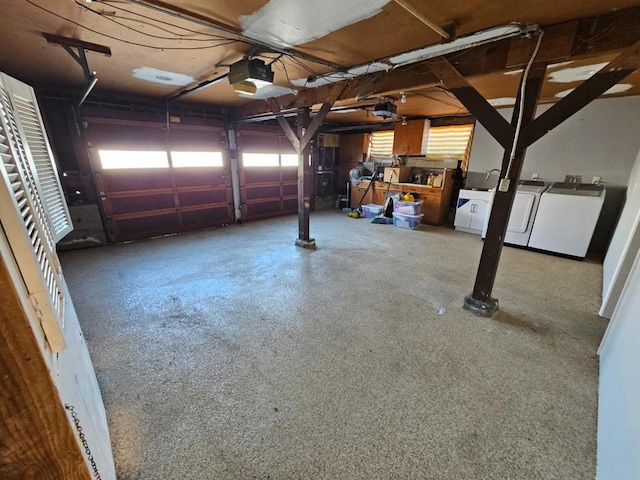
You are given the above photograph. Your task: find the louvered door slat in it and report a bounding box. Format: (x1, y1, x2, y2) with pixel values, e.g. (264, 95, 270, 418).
(9, 87, 72, 242)
(0, 73, 66, 352)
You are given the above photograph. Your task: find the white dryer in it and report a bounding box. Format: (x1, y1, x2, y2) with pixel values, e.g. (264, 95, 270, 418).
(482, 180, 548, 246)
(528, 182, 606, 258)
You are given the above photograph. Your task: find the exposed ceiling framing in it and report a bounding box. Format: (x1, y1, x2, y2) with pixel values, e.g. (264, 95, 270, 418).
(1, 0, 640, 125)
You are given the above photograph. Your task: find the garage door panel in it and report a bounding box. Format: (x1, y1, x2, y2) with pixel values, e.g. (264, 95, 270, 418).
(110, 194, 175, 214)
(246, 200, 282, 217)
(182, 207, 229, 226)
(282, 184, 297, 196)
(103, 171, 172, 192)
(245, 185, 280, 200)
(174, 169, 226, 188)
(115, 213, 179, 239)
(178, 189, 227, 206)
(244, 169, 280, 183)
(281, 168, 297, 181)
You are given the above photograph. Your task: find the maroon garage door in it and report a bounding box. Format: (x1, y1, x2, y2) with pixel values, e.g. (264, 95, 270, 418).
(85, 118, 232, 241)
(237, 127, 299, 221)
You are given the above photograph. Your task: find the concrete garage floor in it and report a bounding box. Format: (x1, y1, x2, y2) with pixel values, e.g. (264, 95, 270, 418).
(60, 211, 608, 480)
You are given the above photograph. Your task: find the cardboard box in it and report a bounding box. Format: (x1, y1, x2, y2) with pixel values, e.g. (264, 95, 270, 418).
(384, 166, 411, 183)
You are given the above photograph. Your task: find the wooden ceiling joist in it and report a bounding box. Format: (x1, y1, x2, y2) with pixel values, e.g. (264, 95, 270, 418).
(230, 8, 640, 121)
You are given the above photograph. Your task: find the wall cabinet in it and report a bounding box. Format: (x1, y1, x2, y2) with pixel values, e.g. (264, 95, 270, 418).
(392, 119, 431, 155)
(454, 189, 492, 234)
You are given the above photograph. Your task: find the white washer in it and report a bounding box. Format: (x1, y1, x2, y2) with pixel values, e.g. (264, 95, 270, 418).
(528, 182, 606, 258)
(482, 180, 548, 246)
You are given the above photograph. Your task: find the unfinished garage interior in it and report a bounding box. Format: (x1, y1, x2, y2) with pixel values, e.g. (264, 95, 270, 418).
(2, 0, 640, 478)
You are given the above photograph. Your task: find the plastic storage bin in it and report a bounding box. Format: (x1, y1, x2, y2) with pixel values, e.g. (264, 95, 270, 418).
(393, 199, 423, 215)
(392, 212, 424, 230)
(361, 204, 384, 218)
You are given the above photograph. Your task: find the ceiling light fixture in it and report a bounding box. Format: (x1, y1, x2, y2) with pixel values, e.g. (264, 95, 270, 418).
(401, 116, 407, 125)
(401, 91, 407, 103)
(389, 23, 541, 67)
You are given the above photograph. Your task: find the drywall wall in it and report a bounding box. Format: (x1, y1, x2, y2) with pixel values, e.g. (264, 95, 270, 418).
(468, 96, 640, 185)
(599, 145, 640, 318)
(597, 248, 640, 480)
(466, 95, 640, 250)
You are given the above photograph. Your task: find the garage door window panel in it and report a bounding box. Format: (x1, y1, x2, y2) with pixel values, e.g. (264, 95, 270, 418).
(171, 151, 223, 168)
(98, 150, 169, 170)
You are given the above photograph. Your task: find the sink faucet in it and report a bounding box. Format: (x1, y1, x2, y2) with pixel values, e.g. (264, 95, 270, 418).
(485, 168, 500, 181)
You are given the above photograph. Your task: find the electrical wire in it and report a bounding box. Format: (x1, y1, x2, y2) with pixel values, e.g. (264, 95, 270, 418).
(275, 58, 299, 94)
(90, 0, 235, 40)
(413, 90, 464, 110)
(26, 0, 240, 50)
(73, 0, 230, 41)
(504, 30, 544, 181)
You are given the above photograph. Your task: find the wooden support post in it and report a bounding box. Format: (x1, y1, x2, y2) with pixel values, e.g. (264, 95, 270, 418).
(272, 83, 347, 249)
(295, 108, 314, 248)
(464, 63, 547, 316)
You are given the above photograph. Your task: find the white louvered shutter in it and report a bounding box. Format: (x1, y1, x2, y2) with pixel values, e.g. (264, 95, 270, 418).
(1, 73, 72, 242)
(0, 73, 68, 352)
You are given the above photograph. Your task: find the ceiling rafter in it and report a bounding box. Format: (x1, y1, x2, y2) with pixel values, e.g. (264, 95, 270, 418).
(230, 7, 640, 120)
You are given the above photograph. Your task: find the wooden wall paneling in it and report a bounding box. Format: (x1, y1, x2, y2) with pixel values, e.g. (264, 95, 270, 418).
(0, 254, 91, 480)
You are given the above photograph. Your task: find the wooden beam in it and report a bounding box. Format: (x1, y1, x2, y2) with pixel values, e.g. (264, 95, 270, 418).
(299, 83, 347, 152)
(506, 21, 577, 68)
(464, 63, 547, 315)
(232, 66, 442, 120)
(42, 33, 112, 57)
(275, 116, 300, 153)
(521, 36, 640, 148)
(230, 7, 640, 120)
(425, 59, 514, 149)
(273, 84, 346, 154)
(392, 0, 450, 38)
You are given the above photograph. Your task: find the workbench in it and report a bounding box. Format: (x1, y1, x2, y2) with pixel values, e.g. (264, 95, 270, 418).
(350, 169, 455, 225)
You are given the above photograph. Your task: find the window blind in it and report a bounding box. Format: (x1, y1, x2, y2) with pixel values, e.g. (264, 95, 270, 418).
(425, 124, 474, 163)
(369, 130, 395, 159)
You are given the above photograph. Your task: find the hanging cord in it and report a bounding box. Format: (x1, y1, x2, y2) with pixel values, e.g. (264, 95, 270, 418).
(503, 30, 544, 185)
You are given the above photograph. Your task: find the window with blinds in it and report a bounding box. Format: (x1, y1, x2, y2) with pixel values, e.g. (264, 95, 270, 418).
(369, 130, 395, 160)
(0, 73, 69, 353)
(425, 124, 474, 166)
